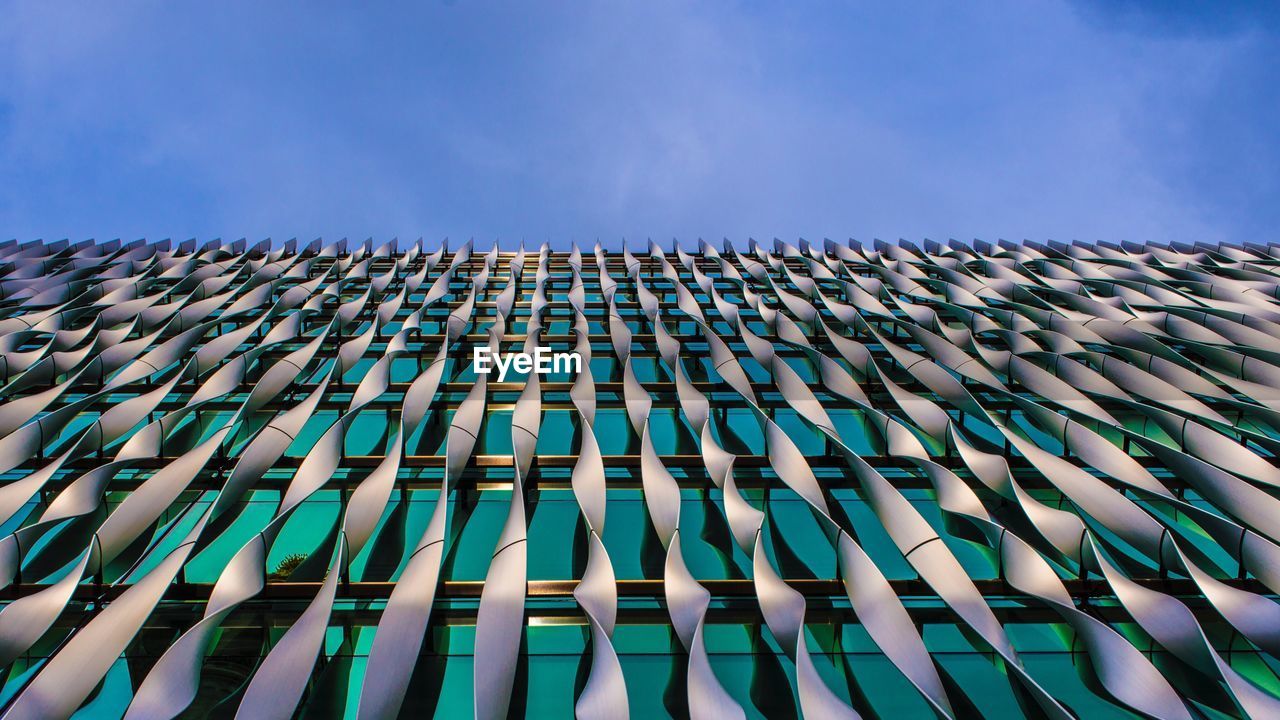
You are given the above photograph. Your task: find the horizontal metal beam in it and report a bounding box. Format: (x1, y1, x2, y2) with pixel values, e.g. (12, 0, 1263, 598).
(7, 577, 1264, 602)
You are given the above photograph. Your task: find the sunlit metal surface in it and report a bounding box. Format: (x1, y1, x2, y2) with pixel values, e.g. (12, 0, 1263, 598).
(0, 237, 1279, 718)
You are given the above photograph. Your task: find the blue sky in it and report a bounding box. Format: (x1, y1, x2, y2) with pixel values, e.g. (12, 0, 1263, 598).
(1, 1, 1277, 248)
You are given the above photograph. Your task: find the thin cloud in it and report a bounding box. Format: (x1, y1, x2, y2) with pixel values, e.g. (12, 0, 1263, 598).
(0, 1, 1275, 247)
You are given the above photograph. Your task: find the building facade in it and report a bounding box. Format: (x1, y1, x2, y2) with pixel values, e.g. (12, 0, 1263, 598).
(1, 237, 1280, 718)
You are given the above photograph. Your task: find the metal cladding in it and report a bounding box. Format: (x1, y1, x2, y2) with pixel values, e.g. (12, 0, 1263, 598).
(1, 237, 1280, 717)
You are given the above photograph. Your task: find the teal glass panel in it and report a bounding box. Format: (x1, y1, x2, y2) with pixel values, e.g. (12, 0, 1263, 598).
(119, 491, 215, 583)
(348, 492, 404, 581)
(772, 408, 825, 455)
(185, 491, 278, 581)
(678, 489, 747, 579)
(289, 409, 338, 457)
(646, 407, 698, 454)
(761, 488, 837, 579)
(444, 490, 508, 581)
(344, 411, 390, 456)
(779, 355, 818, 382)
(535, 411, 576, 455)
(481, 410, 514, 454)
(342, 357, 376, 385)
(601, 489, 654, 580)
(593, 409, 633, 454)
(829, 408, 877, 455)
(717, 407, 764, 455)
(268, 490, 342, 573)
(833, 490, 916, 580)
(527, 490, 580, 580)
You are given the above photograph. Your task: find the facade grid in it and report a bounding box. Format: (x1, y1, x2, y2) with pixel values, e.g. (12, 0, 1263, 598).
(0, 237, 1279, 718)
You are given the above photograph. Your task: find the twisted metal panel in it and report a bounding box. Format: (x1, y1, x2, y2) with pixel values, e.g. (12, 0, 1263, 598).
(0, 237, 1279, 717)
